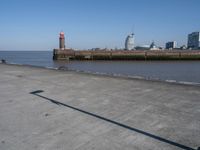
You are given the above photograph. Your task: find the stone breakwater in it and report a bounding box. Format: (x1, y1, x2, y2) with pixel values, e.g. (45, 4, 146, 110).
(0, 63, 200, 150)
(53, 49, 200, 60)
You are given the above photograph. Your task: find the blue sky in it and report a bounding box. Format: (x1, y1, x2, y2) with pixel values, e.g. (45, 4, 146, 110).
(0, 0, 200, 50)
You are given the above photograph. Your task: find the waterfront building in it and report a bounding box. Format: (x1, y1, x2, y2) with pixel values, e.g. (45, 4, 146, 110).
(135, 45, 149, 50)
(166, 41, 177, 50)
(180, 45, 187, 50)
(125, 33, 134, 50)
(149, 41, 159, 50)
(59, 32, 65, 50)
(187, 32, 200, 49)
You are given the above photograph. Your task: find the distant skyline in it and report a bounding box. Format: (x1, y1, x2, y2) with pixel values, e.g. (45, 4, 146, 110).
(0, 0, 200, 50)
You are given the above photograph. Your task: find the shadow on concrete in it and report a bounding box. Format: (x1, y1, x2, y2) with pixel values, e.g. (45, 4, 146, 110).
(30, 90, 196, 150)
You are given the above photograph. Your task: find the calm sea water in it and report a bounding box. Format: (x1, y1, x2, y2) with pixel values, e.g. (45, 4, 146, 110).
(1, 51, 200, 85)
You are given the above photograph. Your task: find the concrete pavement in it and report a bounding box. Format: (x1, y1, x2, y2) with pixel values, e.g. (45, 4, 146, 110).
(0, 63, 199, 150)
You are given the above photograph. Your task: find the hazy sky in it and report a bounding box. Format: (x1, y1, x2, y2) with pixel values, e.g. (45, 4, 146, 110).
(0, 0, 200, 50)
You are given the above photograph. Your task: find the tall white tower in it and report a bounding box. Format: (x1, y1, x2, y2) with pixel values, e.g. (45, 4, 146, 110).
(125, 33, 134, 50)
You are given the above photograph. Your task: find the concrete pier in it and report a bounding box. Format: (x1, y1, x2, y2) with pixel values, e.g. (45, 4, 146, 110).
(0, 63, 199, 150)
(53, 49, 200, 60)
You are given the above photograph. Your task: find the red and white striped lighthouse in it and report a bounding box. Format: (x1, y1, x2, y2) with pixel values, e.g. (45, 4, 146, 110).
(59, 32, 65, 50)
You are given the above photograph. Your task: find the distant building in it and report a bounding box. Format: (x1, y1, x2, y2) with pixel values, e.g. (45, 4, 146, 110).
(149, 41, 159, 50)
(187, 32, 200, 49)
(91, 48, 101, 51)
(125, 33, 134, 50)
(180, 45, 187, 50)
(59, 32, 65, 50)
(135, 45, 149, 50)
(166, 41, 177, 50)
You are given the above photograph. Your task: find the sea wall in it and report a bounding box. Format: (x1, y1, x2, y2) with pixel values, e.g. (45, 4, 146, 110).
(53, 49, 200, 60)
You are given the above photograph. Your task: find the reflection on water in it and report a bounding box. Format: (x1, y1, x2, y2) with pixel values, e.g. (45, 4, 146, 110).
(1, 51, 200, 84)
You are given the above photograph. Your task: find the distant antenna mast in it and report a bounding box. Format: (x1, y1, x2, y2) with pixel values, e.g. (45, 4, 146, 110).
(132, 25, 135, 34)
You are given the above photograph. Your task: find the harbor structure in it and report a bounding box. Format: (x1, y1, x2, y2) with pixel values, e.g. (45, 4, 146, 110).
(125, 33, 134, 50)
(59, 32, 65, 50)
(166, 41, 177, 50)
(187, 32, 200, 49)
(53, 48, 200, 61)
(53, 32, 200, 60)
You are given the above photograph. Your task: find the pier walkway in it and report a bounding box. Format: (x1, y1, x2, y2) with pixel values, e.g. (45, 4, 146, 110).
(0, 64, 199, 150)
